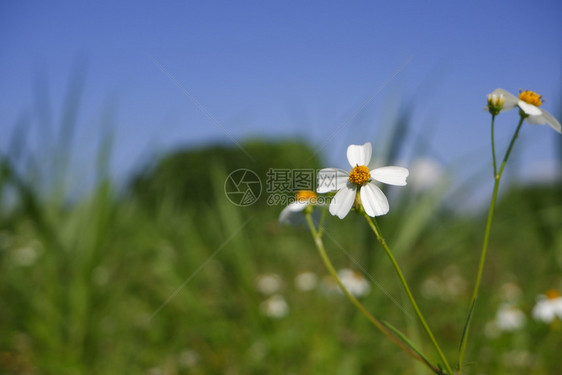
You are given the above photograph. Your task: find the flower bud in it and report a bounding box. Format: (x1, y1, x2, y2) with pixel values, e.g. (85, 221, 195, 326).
(486, 93, 505, 115)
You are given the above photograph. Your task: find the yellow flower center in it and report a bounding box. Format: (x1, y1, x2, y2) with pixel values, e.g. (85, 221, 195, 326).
(519, 90, 542, 107)
(295, 190, 317, 202)
(545, 289, 560, 300)
(348, 165, 370, 186)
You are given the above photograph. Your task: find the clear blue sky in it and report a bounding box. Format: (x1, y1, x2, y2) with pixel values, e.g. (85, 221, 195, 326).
(1, 0, 561, 195)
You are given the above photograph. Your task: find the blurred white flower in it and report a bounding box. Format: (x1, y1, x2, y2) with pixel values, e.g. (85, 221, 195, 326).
(279, 190, 320, 226)
(317, 142, 408, 219)
(421, 276, 443, 299)
(147, 367, 164, 375)
(337, 268, 370, 297)
(501, 349, 533, 369)
(255, 273, 282, 295)
(178, 349, 200, 369)
(495, 304, 526, 332)
(13, 245, 38, 266)
(421, 266, 466, 301)
(408, 158, 444, 191)
(532, 290, 562, 323)
(294, 271, 318, 292)
(260, 294, 289, 318)
(485, 88, 561, 133)
(499, 282, 522, 303)
(442, 266, 467, 298)
(247, 340, 268, 362)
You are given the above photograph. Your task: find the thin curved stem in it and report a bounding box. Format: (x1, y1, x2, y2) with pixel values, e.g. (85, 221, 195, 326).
(304, 212, 441, 373)
(498, 115, 525, 176)
(457, 115, 525, 371)
(364, 215, 453, 375)
(491, 114, 497, 176)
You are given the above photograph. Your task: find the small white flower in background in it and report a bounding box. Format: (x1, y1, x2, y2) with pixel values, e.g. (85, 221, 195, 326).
(501, 349, 533, 369)
(247, 340, 268, 362)
(278, 190, 319, 226)
(485, 303, 526, 338)
(421, 276, 443, 299)
(499, 282, 523, 303)
(409, 158, 444, 191)
(260, 294, 289, 318)
(337, 268, 370, 297)
(317, 142, 409, 219)
(178, 349, 200, 369)
(495, 304, 526, 332)
(294, 271, 318, 292)
(420, 266, 466, 301)
(532, 290, 562, 323)
(255, 273, 282, 295)
(147, 367, 164, 375)
(485, 88, 562, 133)
(13, 245, 39, 267)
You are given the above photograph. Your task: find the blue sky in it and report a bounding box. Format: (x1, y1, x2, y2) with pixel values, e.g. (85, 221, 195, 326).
(1, 0, 561, 195)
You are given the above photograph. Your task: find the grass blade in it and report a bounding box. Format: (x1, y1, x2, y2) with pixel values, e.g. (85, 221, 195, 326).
(457, 297, 476, 371)
(383, 320, 438, 373)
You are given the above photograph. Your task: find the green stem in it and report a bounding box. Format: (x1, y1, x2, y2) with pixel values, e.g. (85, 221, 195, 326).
(491, 114, 497, 177)
(304, 212, 440, 374)
(364, 215, 454, 375)
(499, 115, 525, 176)
(457, 115, 525, 371)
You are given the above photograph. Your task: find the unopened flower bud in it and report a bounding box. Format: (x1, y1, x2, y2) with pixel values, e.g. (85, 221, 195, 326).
(486, 93, 505, 115)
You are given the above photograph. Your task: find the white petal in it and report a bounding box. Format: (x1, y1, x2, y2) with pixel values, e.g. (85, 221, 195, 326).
(329, 184, 356, 219)
(517, 100, 542, 116)
(370, 166, 409, 186)
(288, 200, 310, 212)
(528, 110, 562, 133)
(491, 88, 518, 111)
(360, 183, 389, 217)
(526, 113, 546, 125)
(278, 201, 309, 225)
(346, 142, 372, 167)
(317, 168, 349, 193)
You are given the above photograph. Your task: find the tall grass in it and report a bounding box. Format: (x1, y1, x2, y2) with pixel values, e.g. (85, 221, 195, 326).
(1, 81, 561, 374)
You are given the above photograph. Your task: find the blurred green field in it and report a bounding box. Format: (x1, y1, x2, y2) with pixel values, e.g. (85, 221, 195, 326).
(1, 120, 561, 374)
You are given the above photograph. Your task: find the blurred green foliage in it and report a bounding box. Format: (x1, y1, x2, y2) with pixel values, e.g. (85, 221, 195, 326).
(1, 135, 561, 374)
(1, 84, 561, 374)
(129, 140, 323, 211)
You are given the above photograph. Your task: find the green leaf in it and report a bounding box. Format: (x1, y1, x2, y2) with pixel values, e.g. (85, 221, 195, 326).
(457, 298, 477, 371)
(383, 320, 436, 372)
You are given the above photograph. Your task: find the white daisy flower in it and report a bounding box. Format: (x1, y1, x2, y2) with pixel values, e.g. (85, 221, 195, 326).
(485, 88, 562, 133)
(278, 190, 319, 226)
(532, 290, 562, 323)
(317, 142, 409, 219)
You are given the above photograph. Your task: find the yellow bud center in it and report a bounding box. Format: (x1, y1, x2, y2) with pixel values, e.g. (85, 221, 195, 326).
(519, 90, 542, 107)
(295, 190, 317, 202)
(545, 289, 560, 300)
(348, 165, 370, 186)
